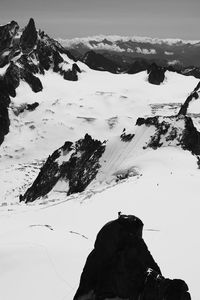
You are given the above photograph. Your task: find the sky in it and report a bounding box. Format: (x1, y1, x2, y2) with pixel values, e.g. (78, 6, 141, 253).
(1, 0, 200, 40)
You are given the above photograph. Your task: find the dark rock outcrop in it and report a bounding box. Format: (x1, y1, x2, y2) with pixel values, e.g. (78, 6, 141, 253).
(21, 70, 43, 92)
(127, 59, 150, 74)
(0, 21, 19, 54)
(181, 67, 200, 79)
(148, 63, 166, 85)
(21, 134, 106, 203)
(82, 50, 120, 73)
(141, 269, 191, 300)
(0, 95, 10, 145)
(74, 214, 191, 300)
(178, 81, 200, 116)
(12, 102, 39, 116)
(136, 115, 200, 155)
(63, 63, 81, 81)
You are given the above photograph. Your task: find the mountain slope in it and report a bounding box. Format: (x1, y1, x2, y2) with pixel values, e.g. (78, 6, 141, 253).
(59, 35, 200, 68)
(0, 68, 199, 204)
(0, 18, 82, 145)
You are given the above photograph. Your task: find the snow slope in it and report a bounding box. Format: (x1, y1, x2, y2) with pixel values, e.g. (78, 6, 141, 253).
(0, 60, 200, 300)
(0, 147, 199, 300)
(0, 67, 198, 204)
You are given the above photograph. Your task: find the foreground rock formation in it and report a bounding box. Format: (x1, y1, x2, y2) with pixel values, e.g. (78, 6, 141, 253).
(74, 214, 191, 300)
(20, 134, 106, 203)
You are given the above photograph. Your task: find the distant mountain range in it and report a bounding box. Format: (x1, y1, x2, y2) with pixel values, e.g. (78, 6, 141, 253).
(59, 35, 200, 72)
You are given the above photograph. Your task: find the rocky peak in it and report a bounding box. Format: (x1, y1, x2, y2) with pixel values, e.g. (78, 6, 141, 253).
(0, 21, 19, 53)
(20, 18, 38, 52)
(0, 18, 82, 147)
(20, 134, 106, 203)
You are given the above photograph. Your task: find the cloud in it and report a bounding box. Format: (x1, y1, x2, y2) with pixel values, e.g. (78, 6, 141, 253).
(135, 47, 156, 55)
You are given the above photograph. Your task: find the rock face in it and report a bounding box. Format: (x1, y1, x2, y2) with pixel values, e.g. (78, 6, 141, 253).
(21, 134, 106, 203)
(147, 63, 166, 85)
(136, 115, 200, 155)
(178, 81, 200, 116)
(74, 214, 191, 300)
(20, 18, 38, 52)
(0, 21, 19, 59)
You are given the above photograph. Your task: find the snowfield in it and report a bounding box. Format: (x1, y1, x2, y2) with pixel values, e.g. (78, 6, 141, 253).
(0, 64, 200, 299)
(0, 148, 199, 300)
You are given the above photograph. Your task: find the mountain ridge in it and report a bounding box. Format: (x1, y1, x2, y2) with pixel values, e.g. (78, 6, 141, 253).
(59, 34, 200, 70)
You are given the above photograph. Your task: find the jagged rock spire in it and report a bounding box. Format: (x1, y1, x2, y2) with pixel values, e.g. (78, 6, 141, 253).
(20, 18, 38, 52)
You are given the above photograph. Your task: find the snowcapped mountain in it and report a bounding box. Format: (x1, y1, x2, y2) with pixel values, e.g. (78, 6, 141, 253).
(59, 35, 200, 70)
(0, 19, 200, 300)
(0, 18, 83, 144)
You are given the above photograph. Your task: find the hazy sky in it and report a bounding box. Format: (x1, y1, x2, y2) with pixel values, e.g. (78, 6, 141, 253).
(1, 0, 200, 40)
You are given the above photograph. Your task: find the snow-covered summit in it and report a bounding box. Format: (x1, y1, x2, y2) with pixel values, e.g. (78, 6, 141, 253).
(0, 18, 83, 145)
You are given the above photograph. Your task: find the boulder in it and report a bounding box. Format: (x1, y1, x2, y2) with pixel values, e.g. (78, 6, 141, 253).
(148, 63, 166, 85)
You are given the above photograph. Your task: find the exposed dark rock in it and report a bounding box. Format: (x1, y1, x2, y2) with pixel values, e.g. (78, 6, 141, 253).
(181, 117, 200, 154)
(52, 51, 64, 72)
(4, 62, 20, 97)
(21, 70, 43, 92)
(0, 95, 10, 145)
(74, 214, 191, 300)
(21, 134, 106, 202)
(148, 63, 166, 85)
(26, 102, 39, 111)
(120, 129, 135, 142)
(82, 50, 120, 73)
(0, 21, 19, 53)
(141, 268, 191, 300)
(63, 64, 80, 81)
(178, 81, 200, 116)
(127, 59, 149, 74)
(12, 102, 39, 116)
(136, 115, 200, 155)
(72, 63, 81, 73)
(181, 67, 200, 79)
(37, 40, 52, 72)
(20, 18, 38, 52)
(0, 62, 20, 144)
